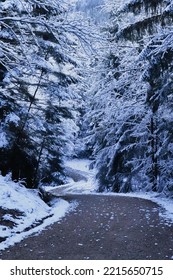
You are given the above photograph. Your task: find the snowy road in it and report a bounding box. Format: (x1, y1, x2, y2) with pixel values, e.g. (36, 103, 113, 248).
(0, 194, 173, 260)
(0, 159, 173, 259)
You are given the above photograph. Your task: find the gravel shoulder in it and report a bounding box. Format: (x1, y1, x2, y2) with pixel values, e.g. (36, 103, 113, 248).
(0, 194, 173, 260)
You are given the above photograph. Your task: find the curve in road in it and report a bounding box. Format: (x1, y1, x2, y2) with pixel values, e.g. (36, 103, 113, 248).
(0, 194, 173, 260)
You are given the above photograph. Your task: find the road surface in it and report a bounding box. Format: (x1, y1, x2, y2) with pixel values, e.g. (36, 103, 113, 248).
(0, 194, 173, 260)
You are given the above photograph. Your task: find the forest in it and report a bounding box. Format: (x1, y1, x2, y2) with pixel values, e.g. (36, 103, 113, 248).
(0, 0, 173, 198)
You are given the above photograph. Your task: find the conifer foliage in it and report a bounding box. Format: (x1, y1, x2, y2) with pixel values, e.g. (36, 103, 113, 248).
(1, 0, 173, 197)
(85, 0, 173, 196)
(0, 0, 87, 187)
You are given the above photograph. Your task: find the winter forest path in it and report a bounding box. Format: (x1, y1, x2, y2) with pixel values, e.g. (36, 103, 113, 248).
(0, 194, 173, 260)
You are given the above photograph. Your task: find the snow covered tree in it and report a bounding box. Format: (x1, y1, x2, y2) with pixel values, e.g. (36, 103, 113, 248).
(0, 0, 94, 188)
(84, 0, 173, 196)
(115, 0, 173, 194)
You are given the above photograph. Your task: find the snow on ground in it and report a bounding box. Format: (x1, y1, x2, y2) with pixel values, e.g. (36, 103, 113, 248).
(0, 158, 172, 252)
(46, 159, 97, 194)
(0, 174, 77, 251)
(65, 158, 93, 172)
(49, 159, 173, 225)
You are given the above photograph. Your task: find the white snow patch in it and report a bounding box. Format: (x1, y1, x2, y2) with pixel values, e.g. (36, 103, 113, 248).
(0, 132, 8, 148)
(5, 113, 20, 125)
(46, 159, 97, 195)
(0, 175, 76, 251)
(65, 158, 92, 172)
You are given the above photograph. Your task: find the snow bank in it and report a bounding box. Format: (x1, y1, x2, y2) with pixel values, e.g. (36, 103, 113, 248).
(0, 175, 75, 251)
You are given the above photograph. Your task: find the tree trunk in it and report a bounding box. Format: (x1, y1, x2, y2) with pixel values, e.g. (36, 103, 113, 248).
(33, 137, 46, 186)
(150, 112, 158, 192)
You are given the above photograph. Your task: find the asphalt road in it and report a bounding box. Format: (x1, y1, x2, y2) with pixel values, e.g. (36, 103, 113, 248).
(0, 194, 173, 260)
